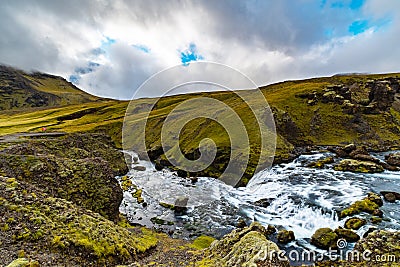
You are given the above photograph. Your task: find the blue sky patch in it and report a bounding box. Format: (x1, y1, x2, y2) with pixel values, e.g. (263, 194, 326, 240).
(349, 0, 365, 10)
(69, 74, 80, 84)
(329, 0, 364, 10)
(180, 43, 204, 66)
(348, 19, 369, 35)
(69, 62, 100, 85)
(101, 36, 116, 48)
(132, 44, 150, 53)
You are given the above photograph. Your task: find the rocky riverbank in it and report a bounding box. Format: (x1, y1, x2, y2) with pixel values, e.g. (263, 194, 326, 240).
(1, 133, 400, 266)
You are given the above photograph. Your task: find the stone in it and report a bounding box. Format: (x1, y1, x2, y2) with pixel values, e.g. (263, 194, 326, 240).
(340, 192, 382, 218)
(334, 227, 360, 243)
(307, 157, 334, 168)
(385, 153, 400, 166)
(381, 191, 400, 202)
(237, 218, 247, 228)
(334, 159, 384, 173)
(343, 143, 356, 153)
(344, 217, 367, 230)
(277, 229, 295, 244)
(253, 198, 273, 208)
(132, 165, 146, 171)
(174, 196, 189, 216)
(311, 228, 338, 250)
(383, 192, 397, 203)
(372, 209, 384, 218)
(203, 222, 290, 267)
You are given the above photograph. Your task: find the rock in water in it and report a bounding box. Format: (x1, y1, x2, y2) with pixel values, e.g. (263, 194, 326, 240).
(344, 217, 367, 230)
(277, 230, 295, 244)
(381, 191, 400, 202)
(334, 227, 360, 243)
(334, 159, 384, 173)
(132, 165, 146, 171)
(311, 228, 338, 250)
(340, 192, 383, 218)
(385, 152, 400, 166)
(199, 222, 290, 266)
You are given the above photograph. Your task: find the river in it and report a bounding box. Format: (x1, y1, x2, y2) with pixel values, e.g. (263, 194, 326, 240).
(118, 151, 400, 264)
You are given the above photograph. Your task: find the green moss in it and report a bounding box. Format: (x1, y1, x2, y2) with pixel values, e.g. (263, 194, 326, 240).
(340, 193, 382, 218)
(344, 217, 367, 230)
(0, 176, 158, 265)
(190, 236, 215, 250)
(159, 202, 175, 210)
(133, 188, 144, 204)
(307, 157, 334, 168)
(311, 228, 339, 250)
(371, 216, 383, 224)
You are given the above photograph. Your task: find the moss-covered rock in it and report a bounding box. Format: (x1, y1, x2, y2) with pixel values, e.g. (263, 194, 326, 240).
(277, 229, 295, 244)
(340, 192, 383, 218)
(307, 156, 334, 168)
(0, 175, 157, 266)
(199, 222, 290, 266)
(334, 159, 384, 173)
(311, 228, 339, 250)
(334, 227, 360, 243)
(385, 152, 400, 166)
(344, 217, 367, 230)
(0, 133, 127, 221)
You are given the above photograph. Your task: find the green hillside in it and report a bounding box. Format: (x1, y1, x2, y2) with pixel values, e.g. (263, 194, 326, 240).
(0, 65, 101, 110)
(1, 66, 400, 185)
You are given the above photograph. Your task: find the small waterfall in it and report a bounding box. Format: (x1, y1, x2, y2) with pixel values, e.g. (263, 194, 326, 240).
(118, 151, 400, 248)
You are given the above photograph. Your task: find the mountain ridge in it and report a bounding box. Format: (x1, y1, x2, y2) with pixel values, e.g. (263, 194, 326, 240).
(1, 65, 400, 185)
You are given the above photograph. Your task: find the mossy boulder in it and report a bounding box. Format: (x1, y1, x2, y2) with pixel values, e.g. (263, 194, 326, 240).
(307, 156, 334, 168)
(311, 228, 338, 250)
(340, 192, 383, 218)
(334, 227, 360, 243)
(0, 133, 127, 221)
(277, 229, 295, 244)
(5, 258, 39, 267)
(385, 152, 400, 166)
(200, 222, 290, 266)
(0, 175, 157, 266)
(344, 217, 367, 230)
(334, 159, 384, 173)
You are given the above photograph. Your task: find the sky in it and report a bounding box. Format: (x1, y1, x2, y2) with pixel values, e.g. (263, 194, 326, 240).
(0, 0, 399, 99)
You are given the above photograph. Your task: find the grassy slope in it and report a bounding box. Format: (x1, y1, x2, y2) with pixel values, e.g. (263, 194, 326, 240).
(0, 65, 100, 111)
(1, 71, 400, 184)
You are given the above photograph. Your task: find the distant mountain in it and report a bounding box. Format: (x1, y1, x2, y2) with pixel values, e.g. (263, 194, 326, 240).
(1, 66, 400, 186)
(0, 65, 101, 110)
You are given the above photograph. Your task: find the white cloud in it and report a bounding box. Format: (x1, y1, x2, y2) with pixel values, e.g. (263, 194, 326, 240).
(0, 0, 399, 99)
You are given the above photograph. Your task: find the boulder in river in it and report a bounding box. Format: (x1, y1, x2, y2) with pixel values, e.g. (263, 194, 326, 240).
(277, 229, 295, 244)
(381, 191, 400, 202)
(385, 152, 400, 166)
(340, 192, 383, 218)
(199, 222, 290, 266)
(307, 156, 334, 168)
(334, 159, 384, 173)
(334, 227, 360, 243)
(311, 228, 338, 250)
(132, 165, 146, 171)
(344, 217, 367, 230)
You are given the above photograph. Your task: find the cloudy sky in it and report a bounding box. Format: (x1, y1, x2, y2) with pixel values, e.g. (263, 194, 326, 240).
(0, 0, 399, 99)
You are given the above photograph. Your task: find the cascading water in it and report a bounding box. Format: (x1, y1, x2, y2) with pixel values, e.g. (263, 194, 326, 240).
(118, 151, 400, 254)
